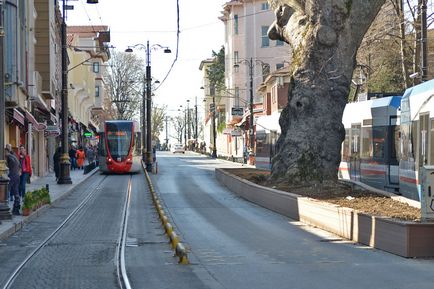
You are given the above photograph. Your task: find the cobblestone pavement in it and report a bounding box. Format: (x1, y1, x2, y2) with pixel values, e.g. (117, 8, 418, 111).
(0, 167, 99, 240)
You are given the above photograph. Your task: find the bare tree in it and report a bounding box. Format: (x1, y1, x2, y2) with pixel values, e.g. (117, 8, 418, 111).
(151, 104, 167, 143)
(267, 0, 386, 185)
(171, 115, 185, 144)
(104, 51, 145, 120)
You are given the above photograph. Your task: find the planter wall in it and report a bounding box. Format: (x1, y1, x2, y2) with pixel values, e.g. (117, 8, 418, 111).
(216, 168, 434, 258)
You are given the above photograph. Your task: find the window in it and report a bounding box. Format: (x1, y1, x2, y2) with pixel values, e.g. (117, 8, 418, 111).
(93, 62, 100, 73)
(234, 51, 239, 72)
(95, 85, 100, 97)
(276, 63, 284, 70)
(261, 2, 269, 10)
(262, 63, 270, 82)
(261, 26, 269, 47)
(234, 87, 240, 107)
(234, 15, 239, 35)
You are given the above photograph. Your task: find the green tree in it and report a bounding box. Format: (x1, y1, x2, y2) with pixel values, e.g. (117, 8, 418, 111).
(206, 46, 225, 92)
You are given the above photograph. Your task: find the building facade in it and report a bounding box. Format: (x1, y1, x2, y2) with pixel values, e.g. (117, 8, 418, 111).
(2, 1, 110, 179)
(208, 0, 291, 161)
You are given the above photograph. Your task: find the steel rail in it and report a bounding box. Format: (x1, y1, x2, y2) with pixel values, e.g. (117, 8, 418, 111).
(2, 175, 107, 289)
(116, 175, 133, 289)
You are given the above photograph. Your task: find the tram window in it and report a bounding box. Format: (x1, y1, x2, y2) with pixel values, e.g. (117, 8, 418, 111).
(361, 127, 372, 158)
(400, 123, 410, 161)
(391, 125, 400, 164)
(351, 125, 361, 156)
(372, 126, 386, 160)
(106, 122, 132, 158)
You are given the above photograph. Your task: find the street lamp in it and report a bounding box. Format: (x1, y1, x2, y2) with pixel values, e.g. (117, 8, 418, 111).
(125, 41, 171, 172)
(58, 0, 99, 185)
(234, 57, 267, 164)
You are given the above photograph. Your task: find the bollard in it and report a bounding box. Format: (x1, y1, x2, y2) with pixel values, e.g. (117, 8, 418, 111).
(170, 231, 179, 249)
(175, 242, 189, 264)
(161, 215, 168, 225)
(164, 222, 173, 235)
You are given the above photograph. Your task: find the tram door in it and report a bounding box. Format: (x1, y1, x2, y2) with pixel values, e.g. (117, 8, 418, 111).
(419, 113, 429, 168)
(388, 116, 400, 185)
(350, 124, 361, 181)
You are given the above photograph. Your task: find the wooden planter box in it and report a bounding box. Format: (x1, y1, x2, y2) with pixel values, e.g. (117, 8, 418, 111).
(216, 168, 434, 258)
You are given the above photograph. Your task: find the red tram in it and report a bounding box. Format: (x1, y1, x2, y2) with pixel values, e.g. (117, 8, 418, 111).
(98, 120, 141, 174)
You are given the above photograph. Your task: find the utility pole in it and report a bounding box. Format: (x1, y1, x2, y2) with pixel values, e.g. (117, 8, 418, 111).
(165, 116, 169, 149)
(187, 99, 191, 140)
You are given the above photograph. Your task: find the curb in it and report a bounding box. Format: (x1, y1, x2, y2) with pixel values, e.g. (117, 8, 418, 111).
(142, 162, 189, 264)
(0, 168, 100, 241)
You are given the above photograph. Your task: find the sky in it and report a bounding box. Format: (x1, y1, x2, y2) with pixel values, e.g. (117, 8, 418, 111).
(67, 0, 227, 115)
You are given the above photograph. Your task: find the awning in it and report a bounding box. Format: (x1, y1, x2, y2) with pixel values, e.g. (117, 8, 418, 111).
(25, 111, 47, 131)
(256, 112, 281, 133)
(13, 108, 25, 126)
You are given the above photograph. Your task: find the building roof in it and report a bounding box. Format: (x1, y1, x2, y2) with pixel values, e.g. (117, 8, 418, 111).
(67, 25, 109, 38)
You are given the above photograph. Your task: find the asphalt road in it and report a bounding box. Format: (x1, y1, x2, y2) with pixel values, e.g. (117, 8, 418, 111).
(146, 151, 434, 289)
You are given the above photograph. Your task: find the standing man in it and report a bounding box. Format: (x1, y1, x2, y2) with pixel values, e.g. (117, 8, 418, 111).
(18, 145, 32, 199)
(5, 144, 21, 215)
(69, 144, 77, 171)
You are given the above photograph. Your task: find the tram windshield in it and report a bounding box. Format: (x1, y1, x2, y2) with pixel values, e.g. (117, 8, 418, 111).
(106, 122, 132, 159)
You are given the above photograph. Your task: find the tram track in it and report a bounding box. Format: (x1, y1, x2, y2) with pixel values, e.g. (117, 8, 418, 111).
(2, 174, 134, 289)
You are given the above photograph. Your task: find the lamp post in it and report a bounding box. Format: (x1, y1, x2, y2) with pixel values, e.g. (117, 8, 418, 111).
(125, 41, 170, 172)
(211, 91, 217, 158)
(57, 0, 99, 184)
(234, 57, 267, 164)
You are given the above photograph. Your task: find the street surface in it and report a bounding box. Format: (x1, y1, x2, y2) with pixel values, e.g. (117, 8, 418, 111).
(0, 151, 433, 289)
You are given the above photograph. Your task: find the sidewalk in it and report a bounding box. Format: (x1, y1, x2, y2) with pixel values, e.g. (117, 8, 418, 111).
(0, 167, 99, 241)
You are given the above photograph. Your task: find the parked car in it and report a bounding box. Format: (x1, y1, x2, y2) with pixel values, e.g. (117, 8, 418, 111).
(172, 143, 185, 154)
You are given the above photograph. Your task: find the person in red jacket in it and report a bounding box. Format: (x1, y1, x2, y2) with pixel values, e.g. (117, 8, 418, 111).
(19, 145, 32, 199)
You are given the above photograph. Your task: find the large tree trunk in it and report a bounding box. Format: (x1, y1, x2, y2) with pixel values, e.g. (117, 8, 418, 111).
(267, 0, 385, 185)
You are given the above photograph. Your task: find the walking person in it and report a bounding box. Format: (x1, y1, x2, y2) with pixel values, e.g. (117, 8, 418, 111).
(18, 145, 32, 199)
(5, 144, 21, 215)
(76, 146, 86, 170)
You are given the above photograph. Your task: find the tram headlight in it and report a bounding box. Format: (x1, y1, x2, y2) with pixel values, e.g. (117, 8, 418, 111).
(107, 157, 113, 164)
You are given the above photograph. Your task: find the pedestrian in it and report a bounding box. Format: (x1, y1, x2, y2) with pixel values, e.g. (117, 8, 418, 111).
(69, 144, 77, 170)
(5, 144, 21, 215)
(18, 145, 32, 199)
(76, 146, 86, 169)
(85, 145, 95, 165)
(53, 146, 61, 181)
